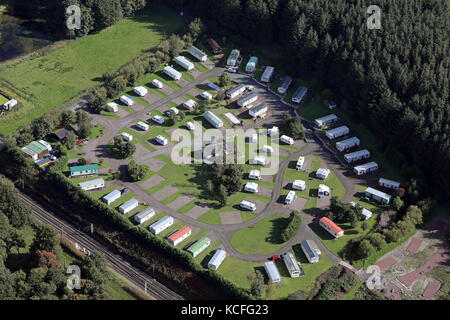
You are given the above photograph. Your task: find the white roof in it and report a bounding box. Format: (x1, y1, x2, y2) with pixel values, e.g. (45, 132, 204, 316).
(134, 86, 147, 94)
(379, 178, 400, 187)
(121, 132, 132, 138)
(209, 249, 226, 267)
(350, 202, 373, 219)
(164, 66, 182, 78)
(280, 135, 293, 142)
(78, 178, 105, 189)
(293, 180, 306, 187)
(286, 190, 296, 199)
(107, 102, 119, 108)
(319, 184, 330, 193)
(254, 155, 266, 162)
(264, 261, 281, 282)
(150, 216, 174, 230)
(175, 56, 195, 69)
(355, 161, 378, 170)
(38, 140, 52, 151)
(241, 200, 255, 207)
(316, 168, 330, 177)
(119, 198, 138, 210)
(365, 187, 391, 200)
(184, 100, 196, 107)
(224, 112, 240, 125)
(249, 169, 260, 177)
(315, 114, 338, 124)
(245, 182, 258, 189)
(103, 189, 121, 201)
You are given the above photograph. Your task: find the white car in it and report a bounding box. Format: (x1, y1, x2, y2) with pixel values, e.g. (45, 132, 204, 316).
(152, 115, 165, 125)
(226, 67, 237, 73)
(185, 122, 195, 131)
(151, 79, 163, 89)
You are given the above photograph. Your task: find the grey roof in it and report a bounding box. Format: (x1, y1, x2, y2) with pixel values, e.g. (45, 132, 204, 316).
(249, 103, 267, 114)
(293, 86, 308, 100)
(189, 45, 206, 57)
(282, 251, 301, 274)
(365, 187, 391, 200)
(103, 189, 121, 201)
(278, 76, 292, 90)
(301, 240, 319, 261)
(237, 93, 258, 105)
(264, 261, 281, 282)
(78, 178, 104, 189)
(150, 216, 174, 230)
(204, 111, 223, 127)
(135, 207, 155, 220)
(119, 198, 138, 211)
(227, 84, 246, 96)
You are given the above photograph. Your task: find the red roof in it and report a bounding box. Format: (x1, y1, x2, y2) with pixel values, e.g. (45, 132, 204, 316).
(168, 226, 192, 242)
(320, 217, 343, 235)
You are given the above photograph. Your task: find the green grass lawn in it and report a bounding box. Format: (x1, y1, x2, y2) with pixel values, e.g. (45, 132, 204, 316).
(0, 93, 8, 105)
(0, 5, 183, 135)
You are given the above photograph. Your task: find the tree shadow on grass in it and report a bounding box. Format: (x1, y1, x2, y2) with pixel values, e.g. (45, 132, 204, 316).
(268, 216, 291, 245)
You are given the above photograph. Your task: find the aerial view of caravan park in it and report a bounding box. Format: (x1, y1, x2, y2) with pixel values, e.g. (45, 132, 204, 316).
(0, 0, 448, 311)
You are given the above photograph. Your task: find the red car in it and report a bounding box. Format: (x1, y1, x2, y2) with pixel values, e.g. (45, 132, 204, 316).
(76, 139, 85, 145)
(271, 255, 281, 261)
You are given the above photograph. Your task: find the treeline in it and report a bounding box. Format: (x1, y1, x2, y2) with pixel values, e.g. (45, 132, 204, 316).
(280, 211, 301, 242)
(8, 0, 148, 38)
(167, 0, 450, 193)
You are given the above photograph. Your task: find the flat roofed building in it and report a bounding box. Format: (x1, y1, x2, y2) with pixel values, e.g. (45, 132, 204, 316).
(237, 93, 258, 108)
(78, 178, 105, 191)
(292, 86, 308, 103)
(344, 149, 371, 163)
(168, 226, 192, 246)
(301, 240, 320, 263)
(204, 111, 223, 128)
(249, 103, 267, 118)
(278, 76, 292, 94)
(264, 261, 281, 283)
(102, 189, 121, 205)
(378, 178, 400, 190)
(227, 49, 240, 67)
(245, 56, 258, 73)
(208, 249, 226, 270)
(335, 137, 360, 152)
(325, 125, 350, 140)
(134, 207, 155, 224)
(175, 55, 195, 71)
(163, 66, 182, 80)
(118, 198, 139, 215)
(354, 161, 379, 175)
(187, 237, 211, 257)
(282, 251, 302, 277)
(149, 216, 174, 235)
(226, 84, 247, 99)
(70, 164, 99, 178)
(261, 66, 275, 82)
(188, 45, 207, 62)
(314, 114, 339, 128)
(365, 187, 391, 205)
(319, 217, 344, 238)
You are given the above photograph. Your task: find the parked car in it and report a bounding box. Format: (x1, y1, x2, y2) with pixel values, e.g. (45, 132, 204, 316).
(226, 67, 237, 73)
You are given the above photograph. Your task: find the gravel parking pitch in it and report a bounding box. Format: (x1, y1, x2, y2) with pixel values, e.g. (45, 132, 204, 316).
(220, 211, 243, 225)
(140, 174, 165, 190)
(316, 195, 331, 208)
(285, 197, 307, 212)
(143, 93, 160, 105)
(243, 197, 267, 213)
(141, 157, 166, 172)
(167, 194, 196, 211)
(185, 203, 213, 219)
(406, 238, 424, 254)
(376, 256, 398, 271)
(422, 280, 441, 299)
(152, 185, 178, 201)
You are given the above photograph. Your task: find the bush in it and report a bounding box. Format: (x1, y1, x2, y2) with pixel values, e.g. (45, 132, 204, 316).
(280, 211, 301, 242)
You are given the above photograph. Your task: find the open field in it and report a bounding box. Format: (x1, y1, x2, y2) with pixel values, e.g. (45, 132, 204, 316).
(0, 6, 183, 135)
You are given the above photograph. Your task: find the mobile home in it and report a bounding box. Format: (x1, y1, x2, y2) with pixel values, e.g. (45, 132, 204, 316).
(163, 66, 182, 80)
(278, 76, 292, 94)
(344, 149, 371, 164)
(316, 168, 330, 180)
(335, 137, 360, 152)
(188, 46, 207, 62)
(280, 135, 294, 145)
(206, 38, 222, 54)
(134, 207, 155, 224)
(120, 95, 134, 106)
(175, 56, 195, 71)
(78, 178, 105, 191)
(168, 226, 192, 246)
(244, 182, 259, 193)
(118, 198, 139, 215)
(318, 184, 331, 198)
(292, 180, 306, 191)
(296, 157, 305, 170)
(354, 161, 379, 175)
(70, 164, 99, 178)
(378, 178, 400, 190)
(226, 84, 247, 99)
(301, 240, 320, 263)
(264, 261, 281, 284)
(245, 56, 258, 73)
(204, 111, 223, 128)
(282, 252, 302, 278)
(314, 114, 339, 128)
(106, 102, 119, 113)
(227, 49, 240, 67)
(248, 169, 261, 180)
(365, 187, 391, 205)
(261, 66, 275, 82)
(149, 216, 174, 235)
(2, 99, 17, 111)
(102, 189, 121, 205)
(187, 237, 211, 258)
(249, 103, 267, 118)
(237, 93, 258, 108)
(208, 249, 226, 270)
(325, 126, 350, 140)
(319, 217, 344, 238)
(240, 200, 256, 211)
(285, 191, 296, 204)
(292, 86, 308, 103)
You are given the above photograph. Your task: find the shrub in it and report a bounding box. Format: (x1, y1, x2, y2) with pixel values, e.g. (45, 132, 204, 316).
(280, 211, 301, 242)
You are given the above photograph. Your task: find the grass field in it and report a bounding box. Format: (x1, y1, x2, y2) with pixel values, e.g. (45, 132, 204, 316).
(0, 5, 183, 135)
(0, 93, 8, 105)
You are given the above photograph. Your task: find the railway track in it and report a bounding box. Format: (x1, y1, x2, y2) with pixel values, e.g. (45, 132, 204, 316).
(19, 192, 185, 301)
